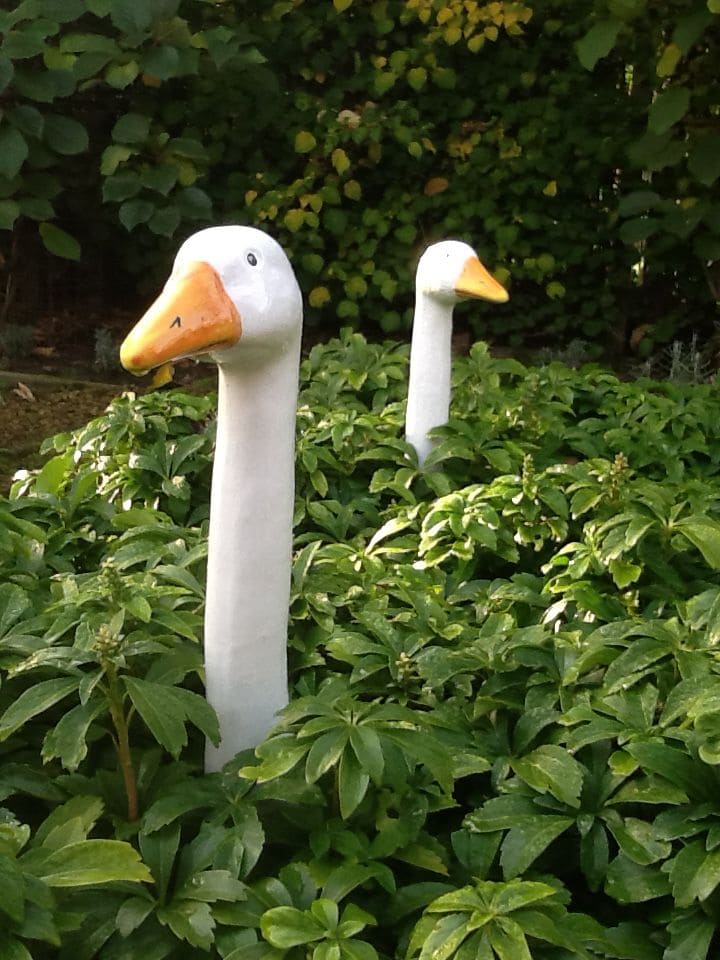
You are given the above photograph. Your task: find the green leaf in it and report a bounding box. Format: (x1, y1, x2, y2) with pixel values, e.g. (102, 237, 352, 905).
(626, 742, 701, 795)
(100, 143, 134, 175)
(619, 218, 661, 243)
(123, 676, 187, 757)
(0, 53, 13, 93)
(119, 198, 155, 231)
(487, 917, 532, 960)
(688, 134, 720, 186)
(322, 864, 393, 903)
(116, 896, 154, 937)
(0, 677, 78, 740)
(664, 911, 715, 960)
(43, 114, 88, 154)
(656, 42, 682, 77)
(605, 853, 670, 903)
(33, 795, 104, 849)
(294, 130, 317, 153)
(242, 736, 309, 782)
(661, 677, 720, 726)
(675, 517, 720, 568)
(139, 822, 180, 903)
(407, 67, 427, 91)
(2, 28, 48, 59)
(0, 199, 20, 229)
(383, 727, 454, 795)
(603, 637, 668, 692)
(349, 726, 384, 783)
(167, 137, 206, 160)
(39, 221, 81, 259)
(609, 558, 642, 588)
(141, 163, 177, 195)
(605, 814, 670, 866)
(157, 899, 215, 950)
(105, 60, 139, 89)
(0, 935, 32, 960)
(24, 840, 151, 886)
(19, 196, 54, 220)
(176, 185, 212, 219)
(0, 125, 29, 179)
(148, 205, 181, 237)
(339, 942, 378, 960)
(0, 855, 25, 924)
(648, 86, 691, 135)
(511, 746, 584, 808)
(36, 0, 85, 20)
(667, 839, 720, 906)
(142, 778, 222, 833)
(338, 746, 370, 818)
(109, 0, 154, 34)
(575, 20, 622, 70)
(305, 728, 348, 783)
(41, 699, 105, 771)
(489, 880, 559, 915)
(142, 45, 180, 80)
(13, 67, 76, 102)
(175, 869, 246, 903)
(111, 112, 151, 144)
(0, 583, 31, 637)
(500, 817, 574, 879)
(261, 906, 325, 948)
(164, 684, 220, 746)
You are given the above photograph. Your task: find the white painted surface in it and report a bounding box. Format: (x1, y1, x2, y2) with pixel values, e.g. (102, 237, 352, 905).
(406, 241, 478, 466)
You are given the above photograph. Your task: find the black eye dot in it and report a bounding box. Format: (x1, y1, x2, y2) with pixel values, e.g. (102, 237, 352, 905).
(247, 252, 258, 266)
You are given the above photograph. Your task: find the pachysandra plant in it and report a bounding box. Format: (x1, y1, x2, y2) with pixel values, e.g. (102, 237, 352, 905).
(4, 312, 720, 957)
(405, 240, 508, 466)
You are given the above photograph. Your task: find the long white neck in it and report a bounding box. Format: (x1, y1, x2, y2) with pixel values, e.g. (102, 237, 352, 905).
(405, 293, 454, 466)
(203, 334, 301, 771)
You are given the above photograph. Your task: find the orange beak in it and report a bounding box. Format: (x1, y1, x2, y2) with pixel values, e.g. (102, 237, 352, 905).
(455, 255, 509, 303)
(120, 260, 242, 375)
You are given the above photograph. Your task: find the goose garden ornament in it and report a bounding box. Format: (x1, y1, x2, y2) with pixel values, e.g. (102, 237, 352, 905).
(121, 226, 302, 771)
(405, 240, 508, 465)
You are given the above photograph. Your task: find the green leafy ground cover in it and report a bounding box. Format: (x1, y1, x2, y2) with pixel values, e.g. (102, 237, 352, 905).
(2, 334, 720, 958)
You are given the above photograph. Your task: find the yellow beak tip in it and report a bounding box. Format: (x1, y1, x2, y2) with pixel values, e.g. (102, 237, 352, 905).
(119, 343, 147, 376)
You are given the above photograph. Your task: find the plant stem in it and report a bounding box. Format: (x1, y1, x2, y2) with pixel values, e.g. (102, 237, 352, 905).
(106, 666, 139, 821)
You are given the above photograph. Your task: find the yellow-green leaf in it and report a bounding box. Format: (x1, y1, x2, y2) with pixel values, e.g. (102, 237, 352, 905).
(39, 222, 81, 260)
(657, 42, 682, 77)
(284, 209, 305, 232)
(26, 839, 152, 887)
(294, 130, 317, 153)
(331, 148, 350, 175)
(100, 144, 133, 176)
(309, 286, 331, 308)
(343, 180, 361, 200)
(407, 67, 427, 90)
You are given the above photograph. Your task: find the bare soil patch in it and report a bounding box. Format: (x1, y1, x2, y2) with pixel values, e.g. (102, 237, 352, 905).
(0, 377, 125, 493)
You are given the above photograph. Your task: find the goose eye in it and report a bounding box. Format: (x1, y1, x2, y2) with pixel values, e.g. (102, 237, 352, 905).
(247, 252, 258, 266)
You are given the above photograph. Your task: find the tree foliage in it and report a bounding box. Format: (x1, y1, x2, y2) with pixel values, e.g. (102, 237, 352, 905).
(0, 0, 717, 346)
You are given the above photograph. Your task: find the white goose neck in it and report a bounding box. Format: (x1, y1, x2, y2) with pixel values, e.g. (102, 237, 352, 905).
(405, 293, 454, 466)
(203, 332, 301, 770)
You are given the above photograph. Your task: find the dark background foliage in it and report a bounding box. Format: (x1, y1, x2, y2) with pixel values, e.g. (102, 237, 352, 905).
(0, 0, 718, 355)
